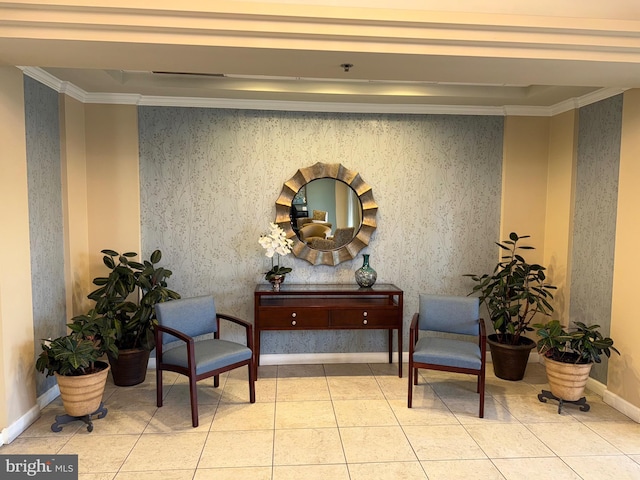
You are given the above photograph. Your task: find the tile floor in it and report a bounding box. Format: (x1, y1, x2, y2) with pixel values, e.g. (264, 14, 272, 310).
(3, 362, 640, 480)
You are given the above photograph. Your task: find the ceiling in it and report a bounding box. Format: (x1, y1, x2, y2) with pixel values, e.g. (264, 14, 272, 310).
(2, 1, 640, 114)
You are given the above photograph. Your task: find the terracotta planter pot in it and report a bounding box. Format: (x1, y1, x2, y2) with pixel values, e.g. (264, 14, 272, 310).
(55, 361, 110, 417)
(544, 357, 593, 401)
(108, 348, 150, 386)
(487, 334, 536, 381)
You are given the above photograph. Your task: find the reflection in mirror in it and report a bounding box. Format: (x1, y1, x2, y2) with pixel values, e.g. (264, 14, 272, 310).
(291, 178, 362, 248)
(275, 162, 377, 266)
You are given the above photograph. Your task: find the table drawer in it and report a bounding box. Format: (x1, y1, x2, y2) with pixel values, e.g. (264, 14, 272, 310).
(258, 308, 329, 328)
(330, 308, 398, 327)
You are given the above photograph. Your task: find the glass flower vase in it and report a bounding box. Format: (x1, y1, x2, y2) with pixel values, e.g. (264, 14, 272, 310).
(355, 254, 377, 287)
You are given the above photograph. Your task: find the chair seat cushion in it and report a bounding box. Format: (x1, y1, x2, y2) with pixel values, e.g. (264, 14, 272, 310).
(413, 337, 481, 370)
(162, 339, 252, 375)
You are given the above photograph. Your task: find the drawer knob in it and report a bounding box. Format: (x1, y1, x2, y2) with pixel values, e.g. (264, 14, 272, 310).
(363, 319, 368, 325)
(291, 320, 297, 326)
(363, 311, 368, 317)
(291, 312, 297, 318)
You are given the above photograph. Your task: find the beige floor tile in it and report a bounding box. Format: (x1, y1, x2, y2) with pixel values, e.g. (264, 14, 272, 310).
(631, 455, 640, 465)
(256, 365, 278, 379)
(369, 362, 407, 376)
(493, 394, 578, 423)
(275, 400, 336, 429)
(79, 474, 116, 480)
(59, 434, 139, 473)
(276, 377, 330, 401)
(273, 428, 344, 465)
(106, 384, 159, 408)
(332, 399, 398, 427)
(403, 425, 487, 461)
(83, 405, 156, 435)
(485, 377, 540, 397)
(445, 397, 518, 424)
(115, 470, 194, 480)
(145, 403, 216, 433)
(464, 424, 554, 458)
(0, 436, 70, 454)
(163, 382, 224, 406)
(526, 422, 622, 456)
(194, 466, 272, 480)
(349, 461, 427, 480)
(277, 364, 325, 378)
(421, 459, 505, 480)
(221, 377, 275, 403)
(375, 374, 411, 399)
(427, 379, 482, 400)
(12, 405, 83, 437)
(562, 455, 640, 480)
(120, 432, 207, 471)
(492, 457, 580, 480)
(211, 402, 274, 431)
(324, 363, 373, 376)
(582, 421, 640, 454)
(389, 398, 459, 426)
(199, 430, 274, 468)
(340, 426, 417, 463)
(273, 464, 349, 480)
(569, 398, 636, 422)
(327, 376, 384, 400)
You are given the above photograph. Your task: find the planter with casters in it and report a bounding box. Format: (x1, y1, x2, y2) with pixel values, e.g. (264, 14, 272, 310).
(487, 334, 536, 381)
(55, 361, 110, 417)
(543, 357, 592, 401)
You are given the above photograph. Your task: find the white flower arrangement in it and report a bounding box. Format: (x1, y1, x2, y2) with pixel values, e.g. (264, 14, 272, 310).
(259, 222, 294, 280)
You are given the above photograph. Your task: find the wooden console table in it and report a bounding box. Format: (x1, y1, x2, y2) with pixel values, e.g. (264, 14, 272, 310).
(254, 283, 403, 378)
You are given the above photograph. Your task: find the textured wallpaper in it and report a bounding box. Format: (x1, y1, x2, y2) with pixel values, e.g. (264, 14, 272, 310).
(24, 77, 66, 395)
(139, 108, 503, 354)
(570, 95, 623, 383)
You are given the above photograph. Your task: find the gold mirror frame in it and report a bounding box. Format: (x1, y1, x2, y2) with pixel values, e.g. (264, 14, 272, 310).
(275, 162, 378, 266)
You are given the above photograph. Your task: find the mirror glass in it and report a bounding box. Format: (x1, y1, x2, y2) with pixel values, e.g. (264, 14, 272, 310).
(290, 179, 362, 249)
(275, 162, 377, 266)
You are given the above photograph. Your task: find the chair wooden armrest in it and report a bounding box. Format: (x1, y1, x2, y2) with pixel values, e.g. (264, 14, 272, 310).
(409, 312, 419, 347)
(155, 323, 195, 346)
(217, 313, 254, 349)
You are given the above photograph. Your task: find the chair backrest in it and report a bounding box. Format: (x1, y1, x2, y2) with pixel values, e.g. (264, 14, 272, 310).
(299, 223, 331, 241)
(418, 294, 479, 336)
(156, 295, 217, 344)
(333, 227, 355, 248)
(312, 209, 328, 221)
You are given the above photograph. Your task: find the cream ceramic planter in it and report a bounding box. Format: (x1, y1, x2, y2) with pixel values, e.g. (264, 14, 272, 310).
(544, 357, 592, 401)
(54, 362, 110, 417)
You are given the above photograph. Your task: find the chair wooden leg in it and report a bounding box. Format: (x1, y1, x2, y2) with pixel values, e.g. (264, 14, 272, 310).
(189, 376, 199, 428)
(479, 371, 485, 418)
(156, 367, 163, 407)
(248, 364, 256, 404)
(214, 374, 219, 388)
(408, 367, 414, 408)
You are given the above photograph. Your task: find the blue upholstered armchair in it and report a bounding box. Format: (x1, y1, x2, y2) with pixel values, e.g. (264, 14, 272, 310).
(155, 295, 255, 427)
(408, 294, 487, 418)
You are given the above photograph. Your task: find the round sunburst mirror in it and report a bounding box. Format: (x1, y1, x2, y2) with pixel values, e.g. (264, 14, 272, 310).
(275, 162, 378, 266)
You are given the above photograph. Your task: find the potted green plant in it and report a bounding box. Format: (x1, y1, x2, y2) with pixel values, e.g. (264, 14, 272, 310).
(535, 320, 620, 401)
(465, 232, 557, 380)
(36, 310, 117, 417)
(259, 222, 293, 291)
(87, 249, 180, 386)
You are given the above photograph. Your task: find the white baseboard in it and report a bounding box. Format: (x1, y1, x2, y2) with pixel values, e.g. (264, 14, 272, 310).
(603, 389, 640, 423)
(0, 404, 41, 446)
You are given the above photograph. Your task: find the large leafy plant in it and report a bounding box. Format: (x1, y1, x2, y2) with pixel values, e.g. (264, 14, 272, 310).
(87, 249, 180, 351)
(36, 310, 116, 377)
(535, 320, 620, 364)
(465, 232, 557, 345)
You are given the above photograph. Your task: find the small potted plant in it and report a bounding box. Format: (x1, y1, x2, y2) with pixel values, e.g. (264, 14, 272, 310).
(259, 222, 293, 291)
(535, 320, 620, 401)
(465, 232, 557, 380)
(36, 310, 117, 417)
(85, 249, 180, 386)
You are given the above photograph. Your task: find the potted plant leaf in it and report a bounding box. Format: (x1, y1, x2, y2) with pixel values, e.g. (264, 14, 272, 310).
(465, 232, 557, 380)
(86, 249, 180, 386)
(36, 309, 117, 418)
(535, 320, 620, 401)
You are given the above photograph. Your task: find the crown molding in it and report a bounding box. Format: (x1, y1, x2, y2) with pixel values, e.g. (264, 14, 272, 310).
(21, 67, 625, 117)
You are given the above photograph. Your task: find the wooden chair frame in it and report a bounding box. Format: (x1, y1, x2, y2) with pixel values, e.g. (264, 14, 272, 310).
(155, 312, 255, 427)
(408, 312, 487, 418)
